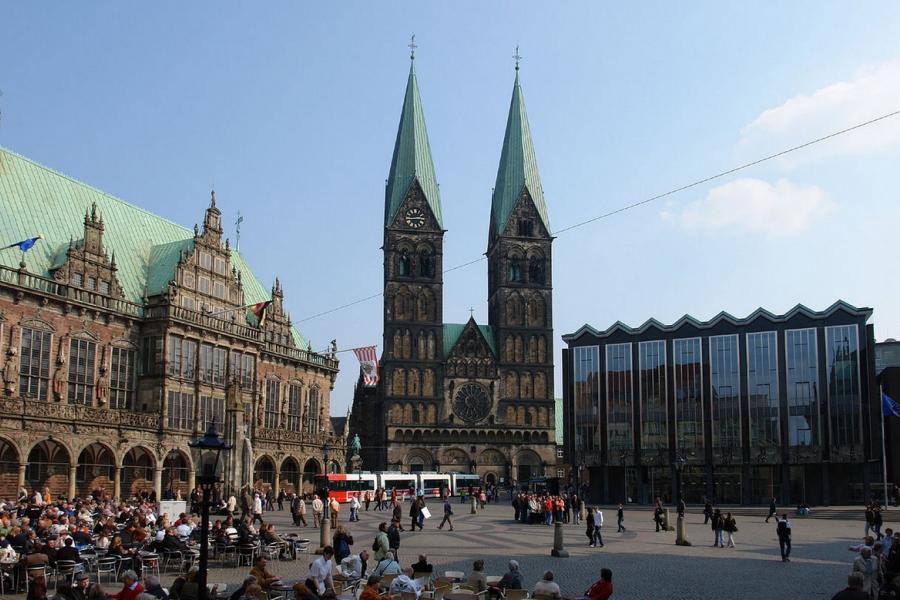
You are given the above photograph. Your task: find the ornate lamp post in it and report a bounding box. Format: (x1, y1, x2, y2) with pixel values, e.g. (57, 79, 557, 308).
(188, 419, 232, 600)
(318, 442, 331, 553)
(674, 455, 691, 546)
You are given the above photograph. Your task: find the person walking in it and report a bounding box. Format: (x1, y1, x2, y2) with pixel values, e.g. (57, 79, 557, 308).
(409, 496, 422, 532)
(703, 499, 713, 524)
(387, 519, 401, 562)
(349, 495, 360, 522)
(312, 494, 324, 528)
(329, 496, 340, 529)
(438, 497, 454, 531)
(865, 504, 875, 538)
(593, 507, 604, 548)
(277, 489, 285, 511)
(723, 512, 737, 548)
(586, 507, 597, 547)
(292, 494, 308, 527)
(776, 514, 792, 562)
(252, 493, 265, 527)
(765, 497, 777, 523)
(571, 494, 581, 525)
(711, 508, 724, 547)
(364, 490, 371, 512)
(617, 503, 625, 533)
(852, 546, 877, 596)
(874, 506, 884, 540)
(653, 503, 664, 533)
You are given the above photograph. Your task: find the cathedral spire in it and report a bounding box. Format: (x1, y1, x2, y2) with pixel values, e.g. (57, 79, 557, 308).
(491, 66, 550, 235)
(384, 51, 442, 228)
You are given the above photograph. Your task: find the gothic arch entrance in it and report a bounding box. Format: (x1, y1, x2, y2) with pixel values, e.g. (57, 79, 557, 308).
(76, 443, 115, 498)
(27, 440, 71, 498)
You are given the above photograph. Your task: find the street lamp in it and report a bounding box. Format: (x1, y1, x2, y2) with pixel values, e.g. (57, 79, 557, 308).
(188, 419, 232, 600)
(674, 455, 686, 512)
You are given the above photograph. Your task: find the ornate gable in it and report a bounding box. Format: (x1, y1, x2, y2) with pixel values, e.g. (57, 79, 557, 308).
(164, 192, 245, 314)
(497, 188, 550, 240)
(388, 179, 441, 232)
(50, 202, 125, 299)
(445, 319, 497, 379)
(260, 278, 297, 349)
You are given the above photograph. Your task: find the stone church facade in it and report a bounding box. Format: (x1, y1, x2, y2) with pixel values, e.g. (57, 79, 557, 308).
(350, 60, 556, 486)
(0, 148, 343, 501)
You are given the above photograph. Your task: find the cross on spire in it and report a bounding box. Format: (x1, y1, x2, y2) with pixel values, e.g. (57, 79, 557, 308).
(513, 45, 522, 71)
(468, 307, 475, 319)
(409, 34, 417, 61)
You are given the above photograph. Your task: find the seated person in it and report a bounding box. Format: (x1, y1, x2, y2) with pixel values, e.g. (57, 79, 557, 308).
(340, 549, 370, 579)
(55, 538, 84, 566)
(580, 568, 613, 600)
(359, 576, 383, 600)
(249, 557, 279, 590)
(532, 571, 561, 600)
(291, 582, 320, 600)
(466, 560, 487, 594)
(228, 576, 258, 600)
(372, 551, 402, 577)
(489, 560, 522, 597)
(388, 567, 422, 599)
(306, 546, 335, 597)
(411, 555, 433, 574)
(108, 569, 144, 600)
(159, 528, 190, 554)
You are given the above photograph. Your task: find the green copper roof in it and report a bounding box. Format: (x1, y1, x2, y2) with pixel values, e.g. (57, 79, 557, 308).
(443, 322, 496, 357)
(492, 72, 549, 234)
(384, 61, 443, 228)
(0, 147, 306, 348)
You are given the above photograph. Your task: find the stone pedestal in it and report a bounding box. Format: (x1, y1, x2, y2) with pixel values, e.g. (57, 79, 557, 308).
(675, 514, 692, 546)
(551, 522, 569, 558)
(316, 508, 331, 554)
(662, 508, 674, 532)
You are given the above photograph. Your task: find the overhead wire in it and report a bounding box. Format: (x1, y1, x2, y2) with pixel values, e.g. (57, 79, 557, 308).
(297, 108, 900, 324)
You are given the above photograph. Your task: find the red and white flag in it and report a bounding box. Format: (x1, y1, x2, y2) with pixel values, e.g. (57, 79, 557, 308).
(353, 346, 379, 387)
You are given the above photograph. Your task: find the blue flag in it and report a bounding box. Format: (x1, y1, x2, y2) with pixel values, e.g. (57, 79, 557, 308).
(883, 392, 900, 418)
(4, 236, 41, 252)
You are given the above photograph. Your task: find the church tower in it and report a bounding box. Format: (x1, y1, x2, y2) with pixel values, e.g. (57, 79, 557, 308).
(487, 68, 555, 480)
(380, 54, 445, 468)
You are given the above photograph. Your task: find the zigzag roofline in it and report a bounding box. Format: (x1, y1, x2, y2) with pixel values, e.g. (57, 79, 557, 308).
(562, 300, 873, 342)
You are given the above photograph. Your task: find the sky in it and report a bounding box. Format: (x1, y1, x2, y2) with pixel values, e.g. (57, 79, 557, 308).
(3, 2, 900, 416)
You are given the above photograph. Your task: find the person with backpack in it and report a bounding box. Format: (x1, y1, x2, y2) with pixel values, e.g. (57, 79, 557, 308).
(438, 497, 454, 531)
(776, 514, 792, 562)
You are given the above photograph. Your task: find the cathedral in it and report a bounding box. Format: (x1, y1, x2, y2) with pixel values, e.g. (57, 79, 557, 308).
(350, 56, 556, 486)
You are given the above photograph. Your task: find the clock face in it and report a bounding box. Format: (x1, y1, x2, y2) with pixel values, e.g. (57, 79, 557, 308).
(453, 383, 491, 424)
(404, 207, 427, 229)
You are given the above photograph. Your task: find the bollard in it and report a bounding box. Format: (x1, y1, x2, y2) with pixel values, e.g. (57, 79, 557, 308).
(662, 508, 675, 532)
(675, 514, 692, 546)
(470, 496, 477, 514)
(551, 521, 569, 557)
(317, 508, 331, 554)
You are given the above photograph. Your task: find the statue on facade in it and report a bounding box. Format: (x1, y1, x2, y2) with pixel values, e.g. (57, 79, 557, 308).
(96, 362, 109, 406)
(329, 339, 337, 358)
(349, 434, 361, 459)
(256, 391, 265, 427)
(52, 365, 67, 401)
(2, 347, 18, 396)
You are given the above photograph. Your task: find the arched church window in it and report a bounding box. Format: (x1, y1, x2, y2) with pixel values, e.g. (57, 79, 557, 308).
(508, 257, 523, 283)
(399, 251, 411, 276)
(419, 249, 434, 278)
(528, 257, 545, 284)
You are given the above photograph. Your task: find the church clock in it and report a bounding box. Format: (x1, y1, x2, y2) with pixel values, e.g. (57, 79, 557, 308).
(404, 207, 426, 229)
(453, 383, 491, 423)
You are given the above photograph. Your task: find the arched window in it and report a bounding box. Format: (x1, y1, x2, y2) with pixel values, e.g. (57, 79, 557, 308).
(508, 257, 523, 283)
(399, 251, 411, 276)
(528, 256, 545, 284)
(419, 249, 434, 278)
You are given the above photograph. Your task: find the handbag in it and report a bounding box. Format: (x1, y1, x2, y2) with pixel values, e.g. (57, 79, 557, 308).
(372, 537, 380, 552)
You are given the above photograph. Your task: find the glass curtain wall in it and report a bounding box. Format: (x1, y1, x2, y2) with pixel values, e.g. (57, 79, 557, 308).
(673, 338, 704, 452)
(710, 335, 741, 449)
(606, 343, 633, 453)
(826, 325, 861, 448)
(573, 346, 600, 454)
(786, 329, 818, 446)
(639, 341, 667, 451)
(747, 332, 780, 450)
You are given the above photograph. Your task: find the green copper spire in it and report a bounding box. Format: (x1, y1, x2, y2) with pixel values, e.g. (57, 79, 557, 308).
(491, 70, 549, 234)
(384, 58, 442, 228)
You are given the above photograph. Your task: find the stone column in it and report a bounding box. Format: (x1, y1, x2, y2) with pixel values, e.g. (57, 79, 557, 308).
(113, 465, 122, 500)
(153, 467, 163, 502)
(274, 471, 281, 499)
(68, 464, 77, 501)
(187, 469, 196, 496)
(17, 463, 26, 489)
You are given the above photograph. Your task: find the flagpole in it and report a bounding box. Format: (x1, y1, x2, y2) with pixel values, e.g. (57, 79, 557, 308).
(881, 384, 889, 508)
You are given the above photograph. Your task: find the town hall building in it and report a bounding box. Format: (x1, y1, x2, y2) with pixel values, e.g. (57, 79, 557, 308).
(350, 56, 557, 486)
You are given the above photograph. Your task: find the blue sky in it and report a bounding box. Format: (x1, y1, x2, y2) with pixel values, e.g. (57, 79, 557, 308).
(3, 2, 900, 415)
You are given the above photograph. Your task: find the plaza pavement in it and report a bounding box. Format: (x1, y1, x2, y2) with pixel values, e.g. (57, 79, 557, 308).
(20, 501, 882, 600)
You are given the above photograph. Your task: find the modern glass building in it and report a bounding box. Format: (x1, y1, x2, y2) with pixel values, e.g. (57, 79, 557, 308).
(562, 301, 879, 506)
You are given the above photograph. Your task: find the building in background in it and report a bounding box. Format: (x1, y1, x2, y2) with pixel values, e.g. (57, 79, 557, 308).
(349, 59, 556, 486)
(0, 148, 342, 501)
(876, 339, 900, 499)
(562, 301, 879, 506)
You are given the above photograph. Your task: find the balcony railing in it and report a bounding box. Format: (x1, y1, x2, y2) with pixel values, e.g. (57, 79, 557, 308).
(146, 304, 262, 341)
(0, 265, 144, 317)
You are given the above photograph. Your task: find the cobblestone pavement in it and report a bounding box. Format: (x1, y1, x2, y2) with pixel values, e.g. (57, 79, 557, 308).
(23, 501, 883, 600)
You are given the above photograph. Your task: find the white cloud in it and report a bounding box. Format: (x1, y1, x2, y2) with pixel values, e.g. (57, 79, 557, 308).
(666, 177, 835, 237)
(739, 59, 900, 166)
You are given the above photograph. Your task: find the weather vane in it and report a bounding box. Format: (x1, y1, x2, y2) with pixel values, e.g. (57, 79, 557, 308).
(513, 45, 522, 71)
(409, 34, 417, 61)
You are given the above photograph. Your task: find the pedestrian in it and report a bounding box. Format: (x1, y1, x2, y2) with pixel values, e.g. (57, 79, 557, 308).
(387, 519, 401, 563)
(349, 495, 360, 522)
(393, 502, 404, 531)
(852, 547, 877, 596)
(593, 507, 604, 548)
(329, 496, 340, 529)
(723, 512, 737, 548)
(252, 493, 264, 527)
(572, 494, 581, 525)
(703, 499, 713, 524)
(866, 504, 876, 538)
(776, 513, 792, 562)
(765, 497, 777, 523)
(277, 489, 285, 511)
(875, 506, 884, 540)
(711, 508, 724, 548)
(364, 490, 371, 512)
(312, 494, 323, 528)
(438, 497, 454, 531)
(409, 497, 421, 532)
(586, 507, 597, 547)
(292, 494, 307, 527)
(653, 504, 664, 533)
(617, 503, 625, 533)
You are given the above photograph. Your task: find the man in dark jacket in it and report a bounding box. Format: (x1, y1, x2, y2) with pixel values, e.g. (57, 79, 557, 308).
(766, 497, 777, 523)
(55, 538, 83, 566)
(776, 514, 792, 562)
(387, 520, 401, 562)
